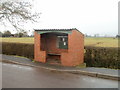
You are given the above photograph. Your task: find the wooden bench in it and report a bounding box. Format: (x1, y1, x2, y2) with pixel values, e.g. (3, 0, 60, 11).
(47, 53, 61, 56)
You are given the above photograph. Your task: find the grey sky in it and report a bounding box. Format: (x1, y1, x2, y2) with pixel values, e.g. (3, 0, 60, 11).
(0, 0, 119, 36)
(32, 0, 118, 36)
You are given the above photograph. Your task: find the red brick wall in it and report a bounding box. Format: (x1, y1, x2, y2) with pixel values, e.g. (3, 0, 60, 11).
(34, 32, 46, 63)
(41, 33, 68, 54)
(34, 30, 84, 66)
(61, 30, 84, 66)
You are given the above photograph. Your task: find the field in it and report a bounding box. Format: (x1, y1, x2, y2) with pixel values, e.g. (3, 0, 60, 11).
(84, 37, 118, 47)
(1, 37, 34, 44)
(0, 37, 118, 47)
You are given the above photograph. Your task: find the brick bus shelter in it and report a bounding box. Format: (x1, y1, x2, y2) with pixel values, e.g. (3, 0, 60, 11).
(34, 28, 84, 66)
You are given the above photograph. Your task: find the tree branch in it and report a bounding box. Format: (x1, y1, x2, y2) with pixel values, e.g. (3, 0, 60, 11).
(0, 1, 40, 32)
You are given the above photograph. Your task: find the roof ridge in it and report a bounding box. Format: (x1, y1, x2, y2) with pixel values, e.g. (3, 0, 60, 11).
(34, 28, 77, 31)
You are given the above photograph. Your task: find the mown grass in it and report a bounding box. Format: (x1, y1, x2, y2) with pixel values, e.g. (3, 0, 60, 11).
(1, 37, 34, 44)
(85, 37, 118, 47)
(0, 37, 118, 47)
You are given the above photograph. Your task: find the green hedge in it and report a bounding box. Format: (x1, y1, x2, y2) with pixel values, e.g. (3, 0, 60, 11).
(1, 42, 34, 59)
(84, 46, 119, 69)
(1, 42, 119, 69)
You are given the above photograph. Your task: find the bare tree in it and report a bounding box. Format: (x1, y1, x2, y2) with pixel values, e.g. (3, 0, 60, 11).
(2, 30, 11, 37)
(0, 0, 40, 32)
(0, 31, 2, 37)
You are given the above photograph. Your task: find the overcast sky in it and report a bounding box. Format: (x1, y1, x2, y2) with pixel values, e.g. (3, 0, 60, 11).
(1, 0, 119, 36)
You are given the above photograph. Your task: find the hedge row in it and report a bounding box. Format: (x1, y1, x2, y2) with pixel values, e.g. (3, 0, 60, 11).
(84, 46, 119, 69)
(1, 42, 34, 59)
(1, 42, 119, 69)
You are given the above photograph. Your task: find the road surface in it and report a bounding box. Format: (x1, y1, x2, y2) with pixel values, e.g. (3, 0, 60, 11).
(2, 62, 119, 88)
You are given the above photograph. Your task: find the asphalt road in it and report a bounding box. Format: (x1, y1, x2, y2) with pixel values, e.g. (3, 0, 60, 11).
(2, 62, 119, 88)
